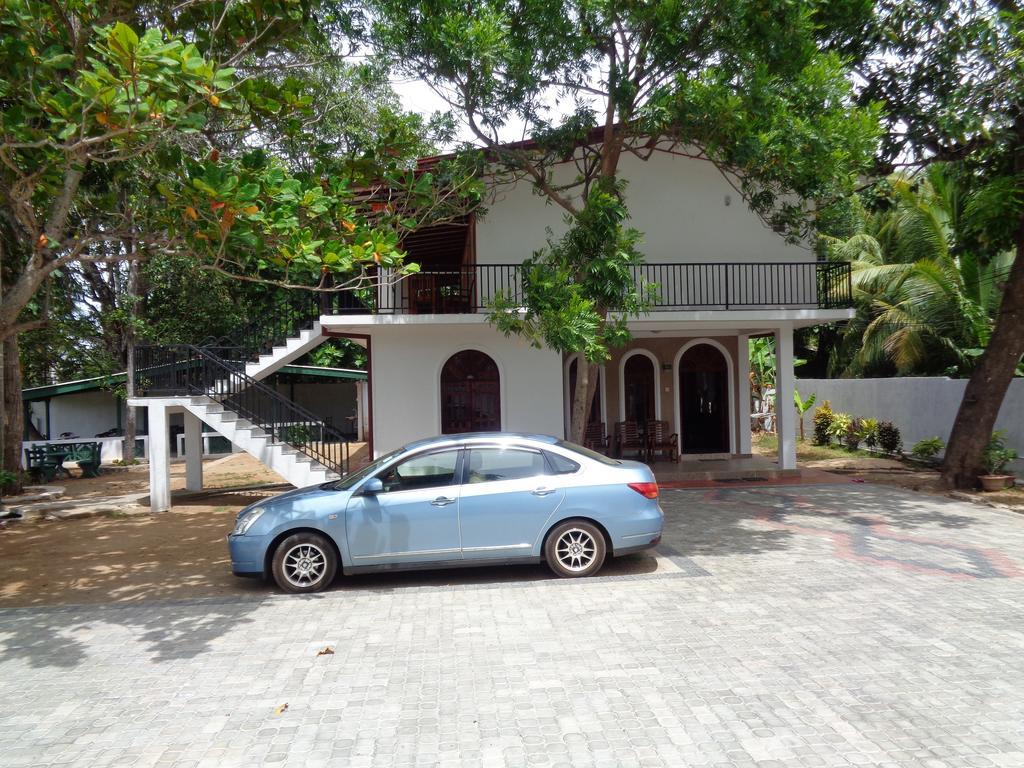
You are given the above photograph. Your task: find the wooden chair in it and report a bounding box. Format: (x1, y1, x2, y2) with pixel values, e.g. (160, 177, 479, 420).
(583, 422, 609, 454)
(615, 421, 645, 460)
(440, 270, 476, 313)
(407, 274, 438, 314)
(647, 420, 678, 462)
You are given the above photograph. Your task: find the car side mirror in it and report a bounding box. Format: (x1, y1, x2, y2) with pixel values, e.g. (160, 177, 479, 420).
(360, 477, 384, 495)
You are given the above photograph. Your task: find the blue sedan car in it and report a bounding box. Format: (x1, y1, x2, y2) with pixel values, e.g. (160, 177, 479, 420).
(228, 433, 664, 593)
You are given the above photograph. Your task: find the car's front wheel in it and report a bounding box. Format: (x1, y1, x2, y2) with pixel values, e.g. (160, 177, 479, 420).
(544, 520, 606, 578)
(271, 532, 338, 594)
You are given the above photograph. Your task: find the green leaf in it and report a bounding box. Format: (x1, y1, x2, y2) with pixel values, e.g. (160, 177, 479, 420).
(108, 22, 140, 56)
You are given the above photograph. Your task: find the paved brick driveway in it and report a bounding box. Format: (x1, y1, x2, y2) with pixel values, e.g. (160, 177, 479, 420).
(3, 482, 1024, 768)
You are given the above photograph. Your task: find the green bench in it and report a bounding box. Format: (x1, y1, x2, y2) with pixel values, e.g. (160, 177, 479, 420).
(25, 442, 102, 482)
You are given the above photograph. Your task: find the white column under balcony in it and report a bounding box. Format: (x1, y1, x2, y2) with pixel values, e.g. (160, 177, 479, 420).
(737, 334, 752, 456)
(183, 410, 204, 492)
(377, 267, 395, 312)
(774, 324, 797, 471)
(147, 403, 172, 512)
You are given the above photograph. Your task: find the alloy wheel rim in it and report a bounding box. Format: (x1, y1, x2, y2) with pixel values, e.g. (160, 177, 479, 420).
(555, 528, 597, 572)
(283, 543, 327, 587)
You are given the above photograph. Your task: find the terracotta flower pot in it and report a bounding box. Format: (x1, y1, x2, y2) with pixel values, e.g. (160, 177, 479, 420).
(979, 474, 1015, 492)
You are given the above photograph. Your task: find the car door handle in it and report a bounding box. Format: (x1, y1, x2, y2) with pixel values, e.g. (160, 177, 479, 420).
(431, 496, 456, 507)
(531, 487, 556, 497)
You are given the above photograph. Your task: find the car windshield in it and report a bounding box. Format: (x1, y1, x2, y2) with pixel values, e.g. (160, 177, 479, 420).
(556, 440, 621, 466)
(329, 446, 406, 490)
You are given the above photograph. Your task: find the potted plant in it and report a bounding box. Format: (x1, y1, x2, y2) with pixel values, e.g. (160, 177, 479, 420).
(980, 431, 1018, 491)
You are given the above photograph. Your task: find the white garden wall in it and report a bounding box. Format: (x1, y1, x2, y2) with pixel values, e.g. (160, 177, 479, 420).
(797, 377, 1024, 473)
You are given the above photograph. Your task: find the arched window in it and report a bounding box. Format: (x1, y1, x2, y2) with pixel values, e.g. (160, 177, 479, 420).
(622, 353, 657, 425)
(441, 350, 500, 434)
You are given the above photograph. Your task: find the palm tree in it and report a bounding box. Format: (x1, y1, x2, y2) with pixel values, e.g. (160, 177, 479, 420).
(822, 165, 1016, 377)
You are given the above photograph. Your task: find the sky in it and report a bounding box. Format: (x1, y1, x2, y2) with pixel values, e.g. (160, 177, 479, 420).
(389, 74, 590, 150)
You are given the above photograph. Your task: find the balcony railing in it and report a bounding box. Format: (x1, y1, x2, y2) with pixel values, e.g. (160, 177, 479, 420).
(321, 261, 853, 314)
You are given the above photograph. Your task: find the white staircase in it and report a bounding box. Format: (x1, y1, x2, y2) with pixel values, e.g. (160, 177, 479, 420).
(244, 321, 326, 381)
(182, 395, 340, 487)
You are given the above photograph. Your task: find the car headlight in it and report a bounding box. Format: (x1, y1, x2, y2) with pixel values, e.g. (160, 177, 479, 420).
(233, 505, 266, 536)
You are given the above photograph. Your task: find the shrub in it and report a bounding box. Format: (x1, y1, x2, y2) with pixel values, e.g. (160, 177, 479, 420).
(877, 422, 902, 455)
(982, 430, 1019, 476)
(812, 400, 834, 446)
(826, 411, 851, 439)
(860, 418, 879, 449)
(0, 469, 17, 495)
(910, 437, 944, 461)
(843, 417, 863, 451)
(827, 412, 862, 450)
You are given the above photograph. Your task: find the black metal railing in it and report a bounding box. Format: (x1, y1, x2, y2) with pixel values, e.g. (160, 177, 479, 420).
(632, 261, 853, 310)
(203, 291, 322, 364)
(135, 345, 349, 476)
(318, 261, 852, 314)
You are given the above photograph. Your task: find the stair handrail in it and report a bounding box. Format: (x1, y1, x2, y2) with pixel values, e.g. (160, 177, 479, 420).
(199, 291, 322, 363)
(135, 344, 349, 477)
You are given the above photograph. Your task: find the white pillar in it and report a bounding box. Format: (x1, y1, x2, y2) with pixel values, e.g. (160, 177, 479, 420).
(147, 404, 172, 512)
(774, 325, 797, 470)
(378, 267, 395, 311)
(183, 411, 203, 492)
(356, 380, 365, 442)
(737, 334, 752, 456)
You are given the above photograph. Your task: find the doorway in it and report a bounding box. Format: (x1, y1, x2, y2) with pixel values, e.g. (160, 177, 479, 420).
(678, 343, 730, 454)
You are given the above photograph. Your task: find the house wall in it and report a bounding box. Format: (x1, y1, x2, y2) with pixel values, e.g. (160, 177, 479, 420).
(604, 336, 742, 454)
(475, 149, 808, 267)
(27, 390, 125, 440)
(369, 323, 564, 456)
(797, 376, 1024, 474)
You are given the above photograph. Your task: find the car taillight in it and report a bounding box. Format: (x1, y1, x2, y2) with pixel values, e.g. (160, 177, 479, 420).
(628, 482, 659, 499)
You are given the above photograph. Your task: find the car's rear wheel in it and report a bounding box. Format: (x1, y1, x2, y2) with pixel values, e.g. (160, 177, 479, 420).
(544, 520, 606, 578)
(271, 532, 337, 594)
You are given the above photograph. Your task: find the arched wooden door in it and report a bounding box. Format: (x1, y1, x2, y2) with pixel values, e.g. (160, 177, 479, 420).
(441, 350, 500, 434)
(678, 344, 729, 453)
(623, 353, 656, 425)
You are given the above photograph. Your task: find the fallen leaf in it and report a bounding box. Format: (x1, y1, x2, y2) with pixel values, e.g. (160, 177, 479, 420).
(274, 703, 288, 715)
(316, 646, 335, 657)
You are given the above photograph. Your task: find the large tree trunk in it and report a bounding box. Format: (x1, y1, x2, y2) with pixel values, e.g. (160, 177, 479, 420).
(569, 360, 593, 444)
(941, 223, 1024, 489)
(2, 335, 23, 494)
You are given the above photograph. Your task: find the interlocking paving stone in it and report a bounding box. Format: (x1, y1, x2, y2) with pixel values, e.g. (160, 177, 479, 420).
(2, 482, 1024, 766)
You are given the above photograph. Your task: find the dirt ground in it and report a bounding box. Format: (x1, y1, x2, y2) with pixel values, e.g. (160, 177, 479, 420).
(0, 454, 304, 608)
(0, 447, 375, 608)
(0, 490, 272, 608)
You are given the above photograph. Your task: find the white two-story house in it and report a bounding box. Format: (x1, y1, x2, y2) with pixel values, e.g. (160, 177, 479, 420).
(132, 139, 853, 512)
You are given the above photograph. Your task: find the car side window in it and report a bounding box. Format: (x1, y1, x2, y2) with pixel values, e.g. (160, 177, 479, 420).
(465, 448, 547, 484)
(377, 450, 460, 493)
(544, 451, 580, 475)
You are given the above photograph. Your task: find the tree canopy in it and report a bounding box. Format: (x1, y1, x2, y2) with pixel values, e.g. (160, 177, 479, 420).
(819, 166, 1018, 378)
(851, 0, 1024, 487)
